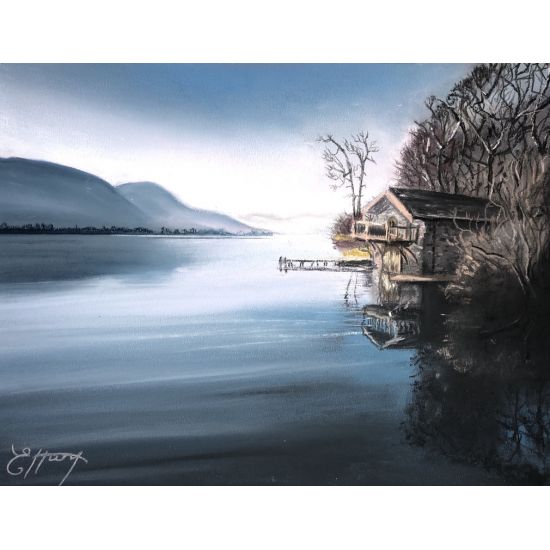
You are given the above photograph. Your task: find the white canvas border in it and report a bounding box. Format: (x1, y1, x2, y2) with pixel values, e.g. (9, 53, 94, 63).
(1, 1, 548, 548)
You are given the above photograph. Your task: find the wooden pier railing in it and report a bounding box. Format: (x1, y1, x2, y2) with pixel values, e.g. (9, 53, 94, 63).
(278, 257, 372, 272)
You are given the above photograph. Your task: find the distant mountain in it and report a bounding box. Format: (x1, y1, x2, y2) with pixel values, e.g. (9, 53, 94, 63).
(0, 157, 262, 234)
(0, 157, 148, 228)
(116, 181, 254, 233)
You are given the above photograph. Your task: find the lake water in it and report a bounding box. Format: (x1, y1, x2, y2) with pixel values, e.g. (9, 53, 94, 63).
(0, 234, 506, 484)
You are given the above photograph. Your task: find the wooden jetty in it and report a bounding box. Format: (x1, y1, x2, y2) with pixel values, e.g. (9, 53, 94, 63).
(390, 274, 457, 283)
(278, 256, 373, 273)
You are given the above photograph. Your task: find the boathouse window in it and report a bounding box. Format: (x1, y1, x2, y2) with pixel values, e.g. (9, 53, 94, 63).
(356, 223, 366, 233)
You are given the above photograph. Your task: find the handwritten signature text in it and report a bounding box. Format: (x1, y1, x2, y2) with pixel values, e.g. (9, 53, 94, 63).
(6, 445, 88, 485)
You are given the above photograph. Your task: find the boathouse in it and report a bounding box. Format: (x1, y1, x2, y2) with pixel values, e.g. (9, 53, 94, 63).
(353, 187, 494, 277)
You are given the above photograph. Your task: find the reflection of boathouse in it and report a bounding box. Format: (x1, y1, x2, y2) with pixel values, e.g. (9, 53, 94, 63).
(362, 305, 420, 349)
(353, 187, 493, 278)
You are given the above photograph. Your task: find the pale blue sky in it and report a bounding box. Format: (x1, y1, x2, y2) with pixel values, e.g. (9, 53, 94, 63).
(0, 64, 471, 232)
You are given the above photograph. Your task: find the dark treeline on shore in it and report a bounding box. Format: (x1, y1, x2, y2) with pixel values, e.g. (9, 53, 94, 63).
(395, 63, 550, 329)
(0, 222, 154, 235)
(0, 222, 271, 237)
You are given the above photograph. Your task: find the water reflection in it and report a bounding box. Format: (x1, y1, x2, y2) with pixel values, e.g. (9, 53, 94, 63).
(1, 233, 548, 484)
(362, 306, 420, 350)
(0, 234, 198, 283)
(406, 345, 550, 484)
(357, 265, 550, 484)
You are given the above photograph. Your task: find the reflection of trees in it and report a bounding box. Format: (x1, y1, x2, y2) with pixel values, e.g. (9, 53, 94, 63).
(405, 311, 550, 484)
(353, 244, 550, 483)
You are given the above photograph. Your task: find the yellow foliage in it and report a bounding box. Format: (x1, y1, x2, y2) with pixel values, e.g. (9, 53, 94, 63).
(333, 234, 355, 242)
(342, 247, 371, 259)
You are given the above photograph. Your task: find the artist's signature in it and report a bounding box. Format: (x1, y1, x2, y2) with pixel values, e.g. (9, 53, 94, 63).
(6, 445, 88, 485)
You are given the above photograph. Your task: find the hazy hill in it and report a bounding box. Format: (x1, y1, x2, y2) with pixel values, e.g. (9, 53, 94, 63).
(117, 181, 254, 233)
(0, 158, 259, 234)
(0, 157, 148, 228)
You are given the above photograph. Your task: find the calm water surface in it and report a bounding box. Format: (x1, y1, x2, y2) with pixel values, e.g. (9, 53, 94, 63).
(0, 234, 500, 484)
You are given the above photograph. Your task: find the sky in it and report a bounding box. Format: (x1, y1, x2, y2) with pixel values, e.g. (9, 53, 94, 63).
(0, 64, 471, 233)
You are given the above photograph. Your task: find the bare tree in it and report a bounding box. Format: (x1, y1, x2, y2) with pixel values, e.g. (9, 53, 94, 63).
(396, 63, 550, 313)
(318, 132, 378, 217)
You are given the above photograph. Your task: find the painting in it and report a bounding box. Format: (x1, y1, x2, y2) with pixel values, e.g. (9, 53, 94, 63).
(1, 63, 549, 487)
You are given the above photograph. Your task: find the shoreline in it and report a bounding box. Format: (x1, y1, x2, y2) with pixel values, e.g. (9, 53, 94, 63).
(0, 230, 273, 238)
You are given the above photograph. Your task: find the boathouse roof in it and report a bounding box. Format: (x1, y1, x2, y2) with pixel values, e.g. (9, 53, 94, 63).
(365, 187, 495, 222)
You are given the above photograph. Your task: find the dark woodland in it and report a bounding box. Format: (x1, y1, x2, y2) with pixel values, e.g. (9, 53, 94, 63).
(394, 64, 550, 481)
(395, 63, 550, 318)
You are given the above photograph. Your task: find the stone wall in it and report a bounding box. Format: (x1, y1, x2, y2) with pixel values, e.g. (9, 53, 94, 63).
(422, 220, 463, 274)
